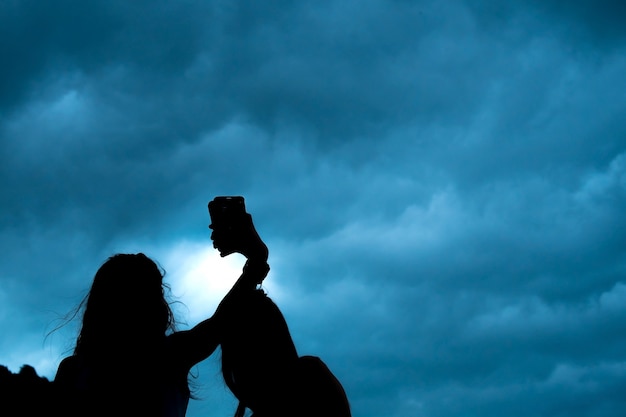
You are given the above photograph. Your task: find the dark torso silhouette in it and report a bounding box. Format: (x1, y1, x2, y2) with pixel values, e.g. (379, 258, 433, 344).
(54, 336, 191, 417)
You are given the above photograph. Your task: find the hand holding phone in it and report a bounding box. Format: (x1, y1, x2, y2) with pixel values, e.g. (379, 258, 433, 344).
(208, 196, 246, 257)
(208, 196, 268, 260)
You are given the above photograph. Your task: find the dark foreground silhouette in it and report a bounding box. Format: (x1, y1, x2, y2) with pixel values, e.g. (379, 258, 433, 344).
(0, 364, 54, 416)
(2, 198, 351, 417)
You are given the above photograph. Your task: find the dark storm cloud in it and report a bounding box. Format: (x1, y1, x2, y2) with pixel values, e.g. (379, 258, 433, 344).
(1, 1, 626, 417)
(1, 0, 442, 241)
(466, 0, 626, 45)
(2, 0, 507, 145)
(267, 134, 626, 416)
(3, 0, 624, 145)
(0, 0, 208, 112)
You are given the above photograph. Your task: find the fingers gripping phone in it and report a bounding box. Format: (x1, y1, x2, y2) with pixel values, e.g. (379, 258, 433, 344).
(208, 196, 247, 256)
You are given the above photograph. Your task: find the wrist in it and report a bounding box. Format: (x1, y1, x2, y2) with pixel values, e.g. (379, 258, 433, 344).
(243, 259, 270, 284)
(241, 242, 269, 261)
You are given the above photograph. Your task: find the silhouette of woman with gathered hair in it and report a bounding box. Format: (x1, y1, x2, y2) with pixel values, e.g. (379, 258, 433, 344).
(211, 211, 352, 417)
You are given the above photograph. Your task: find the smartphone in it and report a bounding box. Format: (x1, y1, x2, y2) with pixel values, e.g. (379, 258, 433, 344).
(208, 196, 246, 230)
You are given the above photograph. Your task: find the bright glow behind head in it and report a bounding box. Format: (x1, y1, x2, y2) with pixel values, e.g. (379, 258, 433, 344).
(161, 241, 246, 327)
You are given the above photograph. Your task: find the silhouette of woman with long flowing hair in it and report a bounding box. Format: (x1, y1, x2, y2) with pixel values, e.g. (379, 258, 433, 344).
(53, 212, 270, 417)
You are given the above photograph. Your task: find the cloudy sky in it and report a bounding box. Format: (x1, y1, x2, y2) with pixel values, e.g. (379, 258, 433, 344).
(2, 1, 626, 416)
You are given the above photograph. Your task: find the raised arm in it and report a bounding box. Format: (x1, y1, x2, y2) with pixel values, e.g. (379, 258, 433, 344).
(170, 211, 269, 367)
(212, 212, 270, 313)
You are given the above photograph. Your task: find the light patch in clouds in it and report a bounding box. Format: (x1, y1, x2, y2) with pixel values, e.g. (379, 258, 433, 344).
(161, 241, 243, 326)
(575, 152, 626, 205)
(0, 321, 63, 379)
(159, 240, 289, 327)
(5, 86, 91, 147)
(598, 281, 626, 311)
(470, 279, 626, 330)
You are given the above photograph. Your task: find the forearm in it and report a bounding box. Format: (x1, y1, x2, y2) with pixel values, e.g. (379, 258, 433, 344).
(177, 258, 264, 364)
(216, 258, 269, 312)
(177, 315, 220, 366)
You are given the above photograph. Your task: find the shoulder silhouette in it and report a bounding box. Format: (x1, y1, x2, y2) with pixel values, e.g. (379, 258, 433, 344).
(208, 199, 352, 417)
(219, 288, 352, 417)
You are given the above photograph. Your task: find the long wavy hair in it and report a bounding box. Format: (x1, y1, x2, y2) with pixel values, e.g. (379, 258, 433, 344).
(74, 253, 176, 359)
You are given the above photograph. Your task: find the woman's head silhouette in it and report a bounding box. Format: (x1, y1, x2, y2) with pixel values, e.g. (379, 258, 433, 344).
(74, 253, 176, 358)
